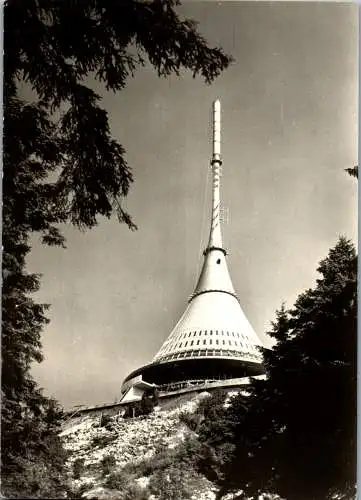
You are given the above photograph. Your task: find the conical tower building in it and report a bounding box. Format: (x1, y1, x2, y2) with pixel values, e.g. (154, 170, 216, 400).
(121, 100, 264, 395)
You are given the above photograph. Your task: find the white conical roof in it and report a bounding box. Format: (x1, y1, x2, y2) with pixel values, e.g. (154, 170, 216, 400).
(152, 100, 263, 367)
(152, 249, 263, 365)
(191, 247, 236, 299)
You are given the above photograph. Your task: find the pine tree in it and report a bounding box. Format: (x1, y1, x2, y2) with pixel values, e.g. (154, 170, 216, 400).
(222, 237, 357, 500)
(3, 1, 232, 496)
(4, 0, 231, 230)
(2, 99, 69, 497)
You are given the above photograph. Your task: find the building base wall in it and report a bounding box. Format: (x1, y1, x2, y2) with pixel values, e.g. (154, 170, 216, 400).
(64, 375, 266, 428)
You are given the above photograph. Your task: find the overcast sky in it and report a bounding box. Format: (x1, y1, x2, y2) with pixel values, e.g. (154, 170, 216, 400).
(28, 2, 358, 409)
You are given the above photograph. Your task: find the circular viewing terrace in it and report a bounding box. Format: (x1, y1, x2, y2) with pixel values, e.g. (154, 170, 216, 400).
(122, 348, 265, 392)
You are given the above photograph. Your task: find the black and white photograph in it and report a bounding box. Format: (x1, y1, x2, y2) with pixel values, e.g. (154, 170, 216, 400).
(2, 1, 358, 499)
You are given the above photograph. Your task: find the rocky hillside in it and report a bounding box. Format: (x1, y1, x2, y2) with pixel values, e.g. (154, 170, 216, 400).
(60, 392, 219, 500)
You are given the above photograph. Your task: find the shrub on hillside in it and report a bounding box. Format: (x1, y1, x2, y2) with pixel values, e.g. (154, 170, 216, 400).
(73, 457, 85, 479)
(121, 436, 202, 480)
(69, 481, 95, 499)
(145, 387, 159, 406)
(197, 390, 227, 418)
(2, 398, 69, 498)
(179, 410, 202, 431)
(91, 433, 117, 448)
(176, 390, 243, 488)
(122, 447, 172, 477)
(179, 391, 229, 435)
(99, 413, 112, 428)
(104, 470, 129, 490)
(104, 471, 149, 499)
(2, 431, 70, 499)
(101, 453, 116, 476)
(149, 464, 202, 500)
(140, 393, 154, 416)
(2, 457, 69, 499)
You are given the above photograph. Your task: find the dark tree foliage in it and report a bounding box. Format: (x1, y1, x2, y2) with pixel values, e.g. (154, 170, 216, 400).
(345, 166, 358, 178)
(219, 237, 357, 500)
(3, 1, 232, 496)
(140, 391, 155, 415)
(5, 0, 232, 230)
(144, 386, 159, 406)
(2, 109, 70, 495)
(179, 390, 245, 497)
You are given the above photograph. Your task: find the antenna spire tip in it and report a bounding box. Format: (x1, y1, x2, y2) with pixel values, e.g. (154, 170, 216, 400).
(213, 99, 221, 111)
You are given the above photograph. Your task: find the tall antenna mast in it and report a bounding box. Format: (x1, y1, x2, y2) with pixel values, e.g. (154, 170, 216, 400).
(121, 99, 265, 399)
(207, 99, 224, 252)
